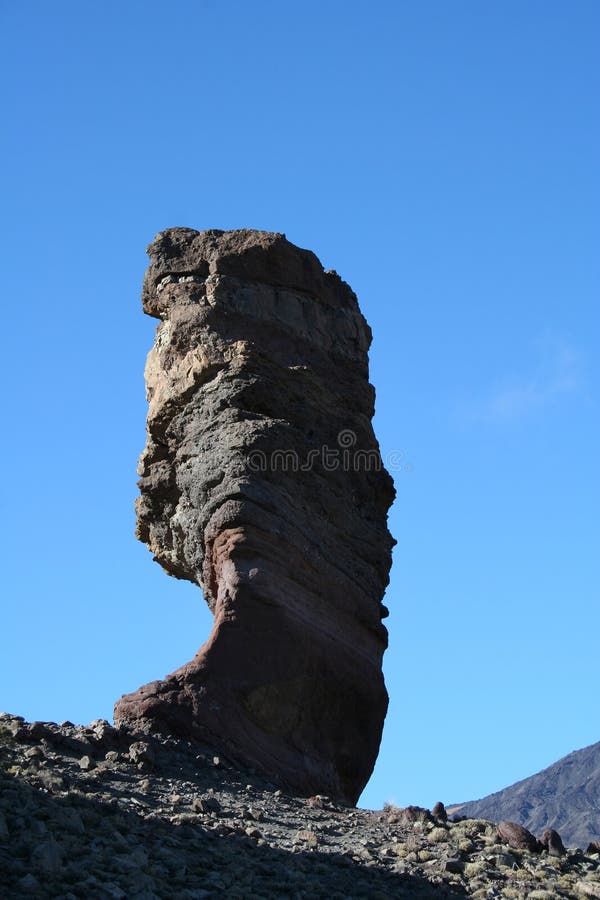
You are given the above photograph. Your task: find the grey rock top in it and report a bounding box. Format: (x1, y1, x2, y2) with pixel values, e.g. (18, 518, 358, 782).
(142, 228, 367, 321)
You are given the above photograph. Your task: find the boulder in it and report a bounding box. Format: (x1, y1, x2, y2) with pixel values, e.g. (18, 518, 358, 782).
(540, 827, 566, 856)
(497, 821, 542, 852)
(114, 228, 395, 804)
(432, 801, 448, 823)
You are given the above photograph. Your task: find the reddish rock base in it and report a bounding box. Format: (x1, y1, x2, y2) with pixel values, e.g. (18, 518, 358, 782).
(115, 587, 388, 803)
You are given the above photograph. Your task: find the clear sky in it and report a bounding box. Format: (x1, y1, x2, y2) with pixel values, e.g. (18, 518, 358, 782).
(1, 1, 598, 811)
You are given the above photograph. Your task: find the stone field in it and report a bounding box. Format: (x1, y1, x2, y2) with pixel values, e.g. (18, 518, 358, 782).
(2, 714, 600, 899)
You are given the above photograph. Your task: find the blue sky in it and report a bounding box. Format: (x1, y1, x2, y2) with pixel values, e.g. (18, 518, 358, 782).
(1, 1, 598, 810)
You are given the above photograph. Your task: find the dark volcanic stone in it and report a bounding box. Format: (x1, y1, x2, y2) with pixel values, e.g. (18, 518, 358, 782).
(114, 228, 395, 805)
(402, 805, 433, 823)
(444, 858, 465, 874)
(497, 821, 541, 852)
(386, 805, 433, 825)
(433, 801, 448, 823)
(540, 827, 566, 856)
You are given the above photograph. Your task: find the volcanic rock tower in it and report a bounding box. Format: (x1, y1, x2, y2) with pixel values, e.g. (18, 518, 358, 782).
(114, 228, 395, 804)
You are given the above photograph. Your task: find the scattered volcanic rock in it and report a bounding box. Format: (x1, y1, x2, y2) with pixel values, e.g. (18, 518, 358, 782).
(450, 740, 600, 848)
(4, 714, 600, 900)
(114, 228, 396, 805)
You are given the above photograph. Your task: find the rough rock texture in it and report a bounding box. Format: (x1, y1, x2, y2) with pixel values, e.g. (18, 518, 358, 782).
(497, 821, 542, 853)
(114, 228, 395, 805)
(5, 714, 600, 899)
(542, 828, 567, 857)
(433, 801, 449, 823)
(451, 740, 600, 848)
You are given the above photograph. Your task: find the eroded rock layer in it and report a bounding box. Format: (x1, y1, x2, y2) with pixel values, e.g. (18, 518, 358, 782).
(114, 228, 395, 804)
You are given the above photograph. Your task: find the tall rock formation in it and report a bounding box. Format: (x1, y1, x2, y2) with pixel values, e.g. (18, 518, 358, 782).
(114, 228, 395, 804)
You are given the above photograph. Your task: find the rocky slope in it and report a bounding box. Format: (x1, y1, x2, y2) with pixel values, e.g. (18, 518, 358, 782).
(451, 741, 600, 849)
(114, 228, 395, 805)
(3, 714, 600, 899)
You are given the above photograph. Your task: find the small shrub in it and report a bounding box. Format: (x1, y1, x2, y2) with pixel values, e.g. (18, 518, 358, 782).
(458, 839, 476, 854)
(430, 827, 450, 843)
(464, 861, 487, 877)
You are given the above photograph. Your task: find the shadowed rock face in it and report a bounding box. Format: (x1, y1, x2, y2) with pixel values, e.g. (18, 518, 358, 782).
(114, 228, 395, 804)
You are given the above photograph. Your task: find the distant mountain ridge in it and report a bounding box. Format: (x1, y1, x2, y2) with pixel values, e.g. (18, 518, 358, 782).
(452, 740, 600, 848)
